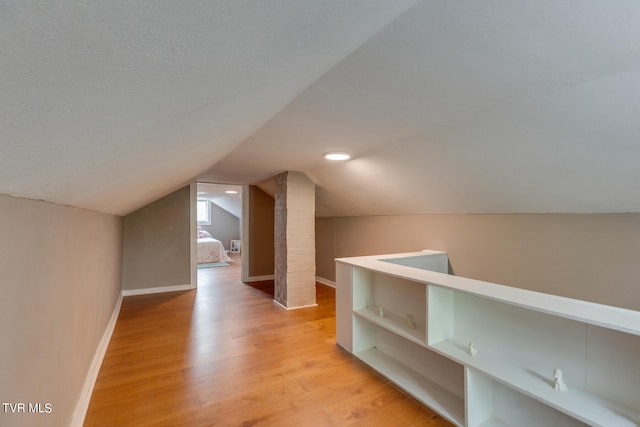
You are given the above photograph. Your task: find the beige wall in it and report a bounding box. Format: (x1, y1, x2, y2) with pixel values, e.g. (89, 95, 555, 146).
(248, 185, 274, 277)
(315, 217, 334, 283)
(316, 213, 640, 311)
(0, 194, 122, 427)
(121, 186, 191, 291)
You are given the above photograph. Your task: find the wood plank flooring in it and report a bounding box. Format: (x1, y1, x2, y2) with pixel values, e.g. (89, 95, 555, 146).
(84, 256, 454, 426)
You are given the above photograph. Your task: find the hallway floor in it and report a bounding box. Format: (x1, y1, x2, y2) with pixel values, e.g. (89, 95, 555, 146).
(84, 255, 452, 426)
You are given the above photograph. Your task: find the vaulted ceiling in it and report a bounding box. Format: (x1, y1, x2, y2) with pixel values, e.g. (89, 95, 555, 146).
(3, 1, 640, 217)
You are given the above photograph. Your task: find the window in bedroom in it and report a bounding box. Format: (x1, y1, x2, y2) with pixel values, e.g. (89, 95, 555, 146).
(197, 200, 211, 225)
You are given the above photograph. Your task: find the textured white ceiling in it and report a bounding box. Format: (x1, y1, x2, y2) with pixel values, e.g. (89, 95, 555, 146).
(3, 1, 640, 217)
(1, 0, 418, 215)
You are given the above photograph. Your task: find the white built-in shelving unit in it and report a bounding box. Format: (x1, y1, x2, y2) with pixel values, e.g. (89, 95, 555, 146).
(335, 251, 640, 427)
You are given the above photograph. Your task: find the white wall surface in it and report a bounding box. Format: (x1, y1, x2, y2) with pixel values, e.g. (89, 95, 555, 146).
(0, 194, 122, 427)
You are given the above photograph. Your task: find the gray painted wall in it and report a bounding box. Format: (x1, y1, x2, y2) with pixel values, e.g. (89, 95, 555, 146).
(317, 213, 640, 311)
(248, 185, 274, 277)
(0, 194, 122, 427)
(121, 186, 191, 291)
(199, 202, 239, 250)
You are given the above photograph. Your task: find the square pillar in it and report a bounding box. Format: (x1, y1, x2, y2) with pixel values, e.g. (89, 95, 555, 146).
(274, 171, 316, 309)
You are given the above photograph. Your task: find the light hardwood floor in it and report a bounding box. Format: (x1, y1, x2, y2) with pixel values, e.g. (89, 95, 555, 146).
(84, 255, 454, 426)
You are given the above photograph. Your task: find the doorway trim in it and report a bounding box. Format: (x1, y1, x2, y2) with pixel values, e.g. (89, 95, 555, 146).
(189, 183, 198, 289)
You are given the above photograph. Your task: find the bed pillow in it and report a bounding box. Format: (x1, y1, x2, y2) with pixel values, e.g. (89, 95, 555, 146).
(198, 230, 213, 238)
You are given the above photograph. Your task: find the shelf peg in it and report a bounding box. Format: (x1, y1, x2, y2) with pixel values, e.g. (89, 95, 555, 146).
(406, 313, 416, 329)
(553, 368, 567, 391)
(467, 341, 478, 357)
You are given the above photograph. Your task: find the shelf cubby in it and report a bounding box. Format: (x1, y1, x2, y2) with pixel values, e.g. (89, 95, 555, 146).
(353, 267, 427, 346)
(353, 306, 425, 347)
(428, 285, 587, 382)
(428, 285, 640, 427)
(466, 368, 585, 427)
(353, 318, 464, 427)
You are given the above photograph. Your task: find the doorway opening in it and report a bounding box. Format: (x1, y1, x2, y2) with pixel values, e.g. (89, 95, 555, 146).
(193, 182, 242, 288)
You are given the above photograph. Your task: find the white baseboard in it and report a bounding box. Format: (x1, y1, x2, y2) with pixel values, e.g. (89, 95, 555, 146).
(122, 284, 191, 296)
(245, 275, 275, 282)
(244, 276, 334, 287)
(272, 299, 319, 310)
(70, 292, 123, 427)
(315, 276, 336, 288)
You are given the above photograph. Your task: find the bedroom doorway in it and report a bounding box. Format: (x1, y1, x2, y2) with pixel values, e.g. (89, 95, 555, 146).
(195, 183, 242, 287)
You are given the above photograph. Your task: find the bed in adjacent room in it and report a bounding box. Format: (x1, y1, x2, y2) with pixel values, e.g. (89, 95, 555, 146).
(197, 229, 232, 264)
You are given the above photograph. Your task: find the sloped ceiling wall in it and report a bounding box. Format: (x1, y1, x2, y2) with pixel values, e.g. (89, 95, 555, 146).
(1, 0, 418, 215)
(4, 1, 640, 217)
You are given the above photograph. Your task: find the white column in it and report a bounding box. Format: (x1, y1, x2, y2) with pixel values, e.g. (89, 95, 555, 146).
(274, 171, 316, 308)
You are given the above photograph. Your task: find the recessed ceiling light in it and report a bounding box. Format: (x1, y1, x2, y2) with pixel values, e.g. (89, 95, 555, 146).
(324, 151, 351, 161)
(225, 190, 238, 194)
